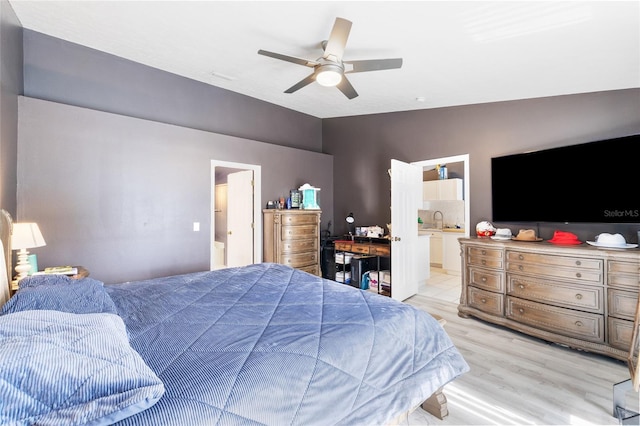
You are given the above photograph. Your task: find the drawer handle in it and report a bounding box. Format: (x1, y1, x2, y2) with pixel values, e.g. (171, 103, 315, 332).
(518, 254, 524, 260)
(480, 298, 487, 304)
(575, 260, 581, 266)
(575, 272, 582, 278)
(518, 265, 524, 271)
(575, 321, 583, 327)
(575, 293, 583, 300)
(518, 284, 525, 290)
(481, 276, 487, 282)
(481, 250, 486, 255)
(518, 308, 524, 314)
(481, 260, 486, 265)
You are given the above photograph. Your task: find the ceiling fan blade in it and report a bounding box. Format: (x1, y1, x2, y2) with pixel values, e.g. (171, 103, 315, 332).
(336, 76, 358, 99)
(344, 58, 403, 73)
(284, 73, 316, 94)
(323, 17, 352, 61)
(258, 49, 318, 67)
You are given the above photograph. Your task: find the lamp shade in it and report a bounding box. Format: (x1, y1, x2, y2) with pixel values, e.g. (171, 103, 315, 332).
(11, 223, 46, 250)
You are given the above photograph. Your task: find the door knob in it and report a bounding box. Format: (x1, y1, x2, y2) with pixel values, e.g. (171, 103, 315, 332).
(228, 231, 232, 235)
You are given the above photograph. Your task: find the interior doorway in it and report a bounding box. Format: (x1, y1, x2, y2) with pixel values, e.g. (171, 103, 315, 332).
(211, 160, 262, 270)
(411, 154, 470, 283)
(412, 154, 470, 234)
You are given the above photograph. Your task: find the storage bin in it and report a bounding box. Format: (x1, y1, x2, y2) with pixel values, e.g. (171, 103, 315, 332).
(335, 252, 353, 264)
(335, 271, 351, 284)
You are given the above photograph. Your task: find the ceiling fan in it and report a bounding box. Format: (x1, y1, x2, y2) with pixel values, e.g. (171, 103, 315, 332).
(258, 17, 402, 99)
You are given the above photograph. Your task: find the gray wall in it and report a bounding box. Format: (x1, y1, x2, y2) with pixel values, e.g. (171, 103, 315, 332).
(0, 0, 22, 216)
(18, 97, 333, 284)
(11, 29, 334, 284)
(23, 30, 322, 153)
(324, 89, 640, 242)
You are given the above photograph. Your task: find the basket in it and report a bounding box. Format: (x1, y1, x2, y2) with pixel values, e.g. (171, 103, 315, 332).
(335, 252, 353, 264)
(335, 271, 351, 284)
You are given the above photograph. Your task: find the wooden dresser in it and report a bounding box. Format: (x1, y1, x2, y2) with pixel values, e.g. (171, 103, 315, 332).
(459, 237, 639, 361)
(263, 209, 321, 276)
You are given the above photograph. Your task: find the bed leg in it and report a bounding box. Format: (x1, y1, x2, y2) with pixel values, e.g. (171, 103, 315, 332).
(421, 387, 448, 420)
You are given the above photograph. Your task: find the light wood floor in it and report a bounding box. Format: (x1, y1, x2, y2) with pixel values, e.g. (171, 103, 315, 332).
(401, 270, 639, 426)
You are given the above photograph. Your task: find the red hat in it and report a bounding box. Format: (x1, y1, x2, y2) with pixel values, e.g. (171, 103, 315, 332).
(548, 230, 582, 245)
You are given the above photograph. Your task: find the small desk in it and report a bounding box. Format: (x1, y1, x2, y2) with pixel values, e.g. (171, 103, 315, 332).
(334, 238, 391, 296)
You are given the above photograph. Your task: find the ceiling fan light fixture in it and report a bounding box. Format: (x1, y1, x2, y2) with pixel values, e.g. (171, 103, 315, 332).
(316, 64, 343, 87)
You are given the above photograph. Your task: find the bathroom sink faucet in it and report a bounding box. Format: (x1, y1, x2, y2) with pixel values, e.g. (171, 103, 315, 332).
(433, 211, 443, 229)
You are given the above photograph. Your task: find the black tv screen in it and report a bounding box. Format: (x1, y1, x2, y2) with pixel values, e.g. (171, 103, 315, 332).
(491, 134, 640, 223)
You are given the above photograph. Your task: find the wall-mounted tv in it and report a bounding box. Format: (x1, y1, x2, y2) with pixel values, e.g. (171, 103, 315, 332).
(491, 134, 640, 223)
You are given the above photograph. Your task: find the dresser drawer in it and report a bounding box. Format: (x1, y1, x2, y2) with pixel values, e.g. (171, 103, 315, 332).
(281, 238, 318, 254)
(468, 286, 504, 316)
(608, 260, 640, 275)
(281, 224, 318, 240)
(370, 245, 390, 256)
(467, 246, 503, 269)
(608, 273, 640, 289)
(608, 288, 639, 320)
(507, 275, 603, 313)
(280, 251, 318, 268)
(350, 244, 371, 254)
(334, 242, 352, 251)
(468, 256, 503, 269)
(468, 246, 503, 259)
(468, 267, 504, 292)
(298, 264, 320, 276)
(280, 213, 319, 226)
(506, 296, 604, 342)
(507, 251, 602, 270)
(506, 262, 602, 283)
(608, 260, 640, 289)
(607, 317, 634, 350)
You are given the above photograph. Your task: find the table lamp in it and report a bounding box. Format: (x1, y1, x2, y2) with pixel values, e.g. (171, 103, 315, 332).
(11, 222, 46, 281)
(346, 212, 355, 238)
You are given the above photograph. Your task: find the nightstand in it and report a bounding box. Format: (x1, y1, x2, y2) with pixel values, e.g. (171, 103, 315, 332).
(67, 266, 90, 279)
(10, 266, 90, 294)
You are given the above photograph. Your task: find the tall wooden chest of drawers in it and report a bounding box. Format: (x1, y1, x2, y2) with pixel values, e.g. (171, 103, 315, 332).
(263, 209, 321, 276)
(459, 237, 639, 361)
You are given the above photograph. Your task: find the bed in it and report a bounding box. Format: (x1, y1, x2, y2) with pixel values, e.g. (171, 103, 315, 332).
(0, 210, 469, 425)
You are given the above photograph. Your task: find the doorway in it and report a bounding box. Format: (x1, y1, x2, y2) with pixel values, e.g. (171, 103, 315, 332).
(411, 154, 470, 235)
(211, 160, 262, 270)
(411, 154, 470, 291)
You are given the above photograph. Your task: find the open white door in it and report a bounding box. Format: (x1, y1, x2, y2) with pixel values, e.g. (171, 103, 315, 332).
(390, 159, 422, 301)
(227, 170, 254, 267)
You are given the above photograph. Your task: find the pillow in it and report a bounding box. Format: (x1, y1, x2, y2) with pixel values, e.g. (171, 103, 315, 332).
(0, 275, 118, 316)
(0, 310, 165, 425)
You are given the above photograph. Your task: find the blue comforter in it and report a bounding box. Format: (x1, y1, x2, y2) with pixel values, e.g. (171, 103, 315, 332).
(104, 263, 468, 425)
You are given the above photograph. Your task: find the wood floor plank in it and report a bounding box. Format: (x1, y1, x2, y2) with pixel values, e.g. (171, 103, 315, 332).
(403, 285, 639, 426)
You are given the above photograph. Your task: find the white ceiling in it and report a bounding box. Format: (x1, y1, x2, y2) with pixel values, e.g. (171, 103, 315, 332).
(8, 1, 640, 119)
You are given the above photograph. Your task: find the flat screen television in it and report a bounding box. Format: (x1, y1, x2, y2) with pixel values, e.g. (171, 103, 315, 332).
(491, 134, 639, 223)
